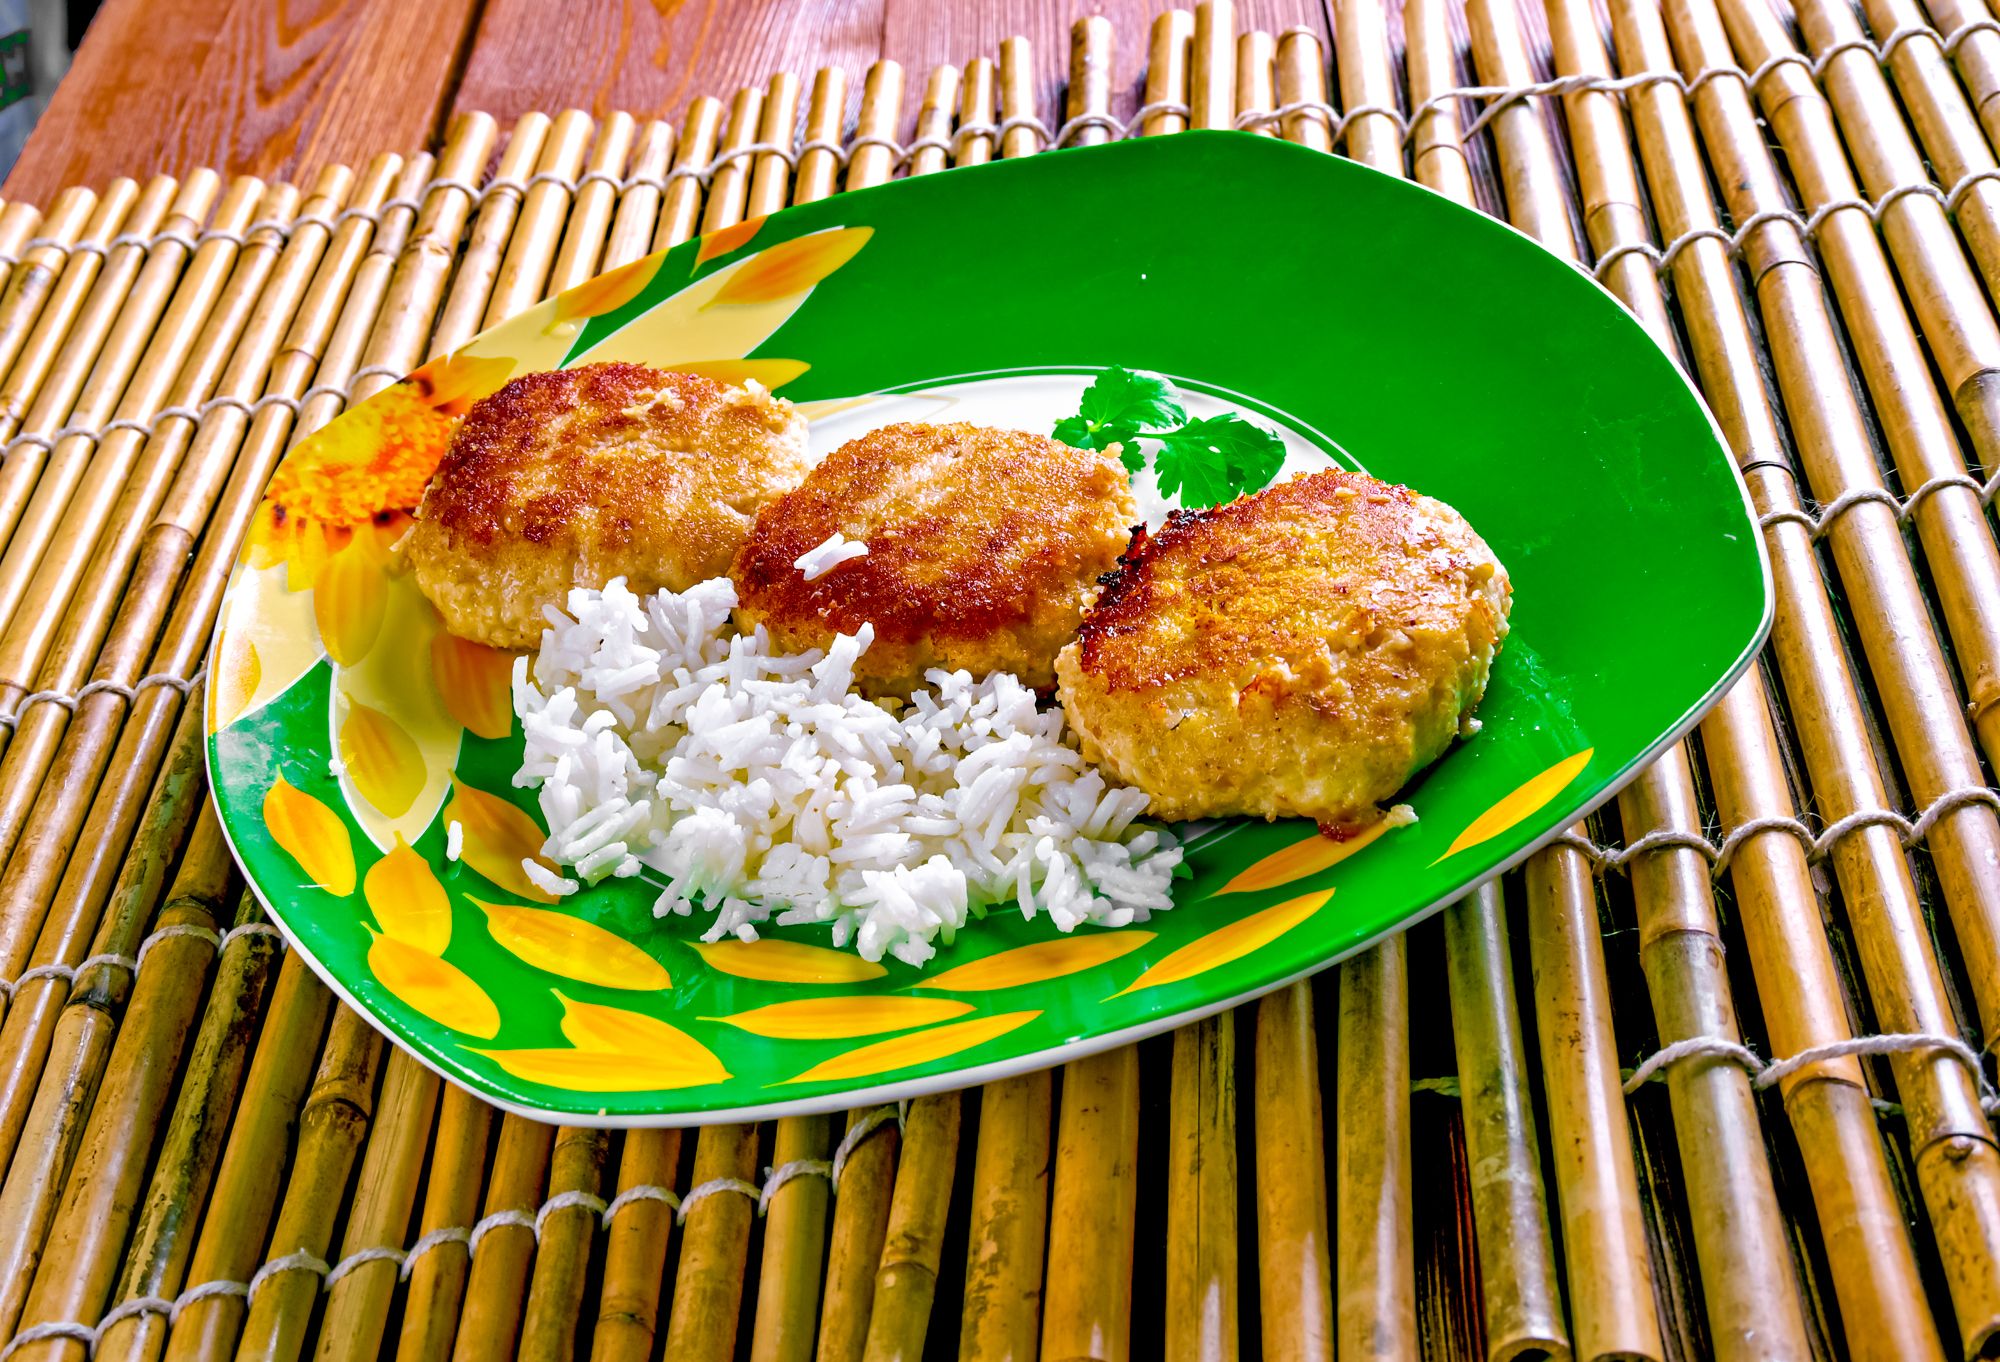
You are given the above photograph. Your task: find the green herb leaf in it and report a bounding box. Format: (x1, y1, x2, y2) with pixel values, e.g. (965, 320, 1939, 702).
(1053, 367, 1186, 451)
(1152, 413, 1288, 508)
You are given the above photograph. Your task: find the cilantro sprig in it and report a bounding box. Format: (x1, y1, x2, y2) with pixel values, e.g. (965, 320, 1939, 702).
(1055, 367, 1287, 507)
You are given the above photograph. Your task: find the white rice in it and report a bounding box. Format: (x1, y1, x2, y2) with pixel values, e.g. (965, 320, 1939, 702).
(510, 576, 1183, 967)
(794, 532, 868, 581)
(445, 820, 463, 861)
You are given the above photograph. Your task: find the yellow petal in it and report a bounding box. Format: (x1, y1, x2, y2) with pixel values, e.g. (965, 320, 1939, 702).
(263, 775, 356, 897)
(694, 215, 766, 265)
(431, 632, 517, 740)
(405, 351, 516, 416)
(551, 254, 663, 321)
(667, 358, 810, 391)
(1218, 820, 1397, 895)
(368, 930, 499, 1038)
(1432, 749, 1596, 865)
(700, 227, 872, 309)
(312, 543, 388, 667)
(363, 836, 452, 953)
(705, 996, 972, 1039)
(473, 1047, 728, 1092)
(550, 992, 730, 1083)
(779, 1011, 1040, 1085)
(1113, 891, 1331, 997)
(211, 634, 261, 732)
(471, 897, 669, 990)
(690, 938, 888, 984)
(447, 779, 560, 903)
(340, 700, 427, 819)
(917, 932, 1156, 992)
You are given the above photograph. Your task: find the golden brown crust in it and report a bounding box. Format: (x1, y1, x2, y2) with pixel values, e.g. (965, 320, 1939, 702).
(730, 422, 1138, 693)
(1056, 468, 1511, 825)
(407, 362, 810, 647)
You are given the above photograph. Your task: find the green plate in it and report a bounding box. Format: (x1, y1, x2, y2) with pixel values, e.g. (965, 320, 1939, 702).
(206, 132, 1769, 1125)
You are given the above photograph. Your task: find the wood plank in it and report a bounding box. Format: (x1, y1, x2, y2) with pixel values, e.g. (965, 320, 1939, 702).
(451, 0, 886, 126)
(882, 0, 1332, 126)
(4, 0, 480, 207)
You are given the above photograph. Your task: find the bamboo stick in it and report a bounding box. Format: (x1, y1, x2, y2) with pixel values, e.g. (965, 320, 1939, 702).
(0, 186, 99, 440)
(1462, 6, 1665, 1358)
(1402, 15, 1569, 1360)
(701, 90, 764, 235)
(796, 71, 849, 201)
(96, 890, 284, 1362)
(487, 108, 594, 326)
(1192, 0, 1237, 130)
(862, 1093, 961, 1360)
(0, 711, 220, 1347)
(660, 1123, 760, 1362)
(958, 1074, 1050, 1362)
(434, 113, 550, 351)
(1659, 0, 2000, 1347)
(1253, 981, 1333, 1362)
(1169, 1013, 1239, 1362)
(518, 1126, 609, 1361)
(1144, 14, 1194, 138)
(655, 99, 723, 252)
(816, 1110, 900, 1362)
(911, 65, 961, 177)
(1921, 0, 2000, 150)
(158, 948, 332, 1362)
(603, 120, 675, 271)
(958, 59, 997, 166)
(750, 1114, 832, 1362)
(395, 1086, 493, 1362)
(1532, 1, 1818, 1354)
(588, 1128, 682, 1362)
(310, 1053, 440, 1362)
(1274, 29, 1331, 152)
(1335, 946, 1416, 1362)
(1070, 18, 1115, 147)
(749, 74, 801, 216)
(1040, 1046, 1141, 1362)
(849, 62, 906, 186)
(0, 178, 142, 441)
(450, 1117, 556, 1362)
(1335, 0, 1405, 172)
(1236, 31, 1276, 135)
(0, 198, 44, 307)
(550, 110, 636, 295)
(999, 40, 1036, 160)
(230, 1004, 384, 1362)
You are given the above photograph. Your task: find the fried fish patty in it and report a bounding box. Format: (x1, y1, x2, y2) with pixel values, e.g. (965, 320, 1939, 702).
(730, 422, 1138, 693)
(1055, 469, 1511, 826)
(407, 362, 810, 648)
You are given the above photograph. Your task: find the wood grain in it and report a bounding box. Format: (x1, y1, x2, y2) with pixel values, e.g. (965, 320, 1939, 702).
(4, 0, 481, 205)
(451, 0, 888, 127)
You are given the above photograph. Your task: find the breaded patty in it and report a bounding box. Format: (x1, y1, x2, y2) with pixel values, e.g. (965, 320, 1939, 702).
(407, 362, 810, 648)
(1055, 469, 1511, 827)
(730, 422, 1137, 693)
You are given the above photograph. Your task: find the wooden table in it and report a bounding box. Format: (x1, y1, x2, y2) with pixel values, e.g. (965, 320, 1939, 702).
(2, 0, 1335, 205)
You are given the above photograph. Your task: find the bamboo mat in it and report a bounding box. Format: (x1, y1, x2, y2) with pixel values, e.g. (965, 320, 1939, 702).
(0, 0, 1995, 1357)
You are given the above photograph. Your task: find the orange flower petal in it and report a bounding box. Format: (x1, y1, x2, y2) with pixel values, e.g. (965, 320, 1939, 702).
(701, 227, 873, 309)
(431, 632, 517, 741)
(668, 358, 810, 391)
(551, 254, 665, 321)
(1112, 892, 1330, 997)
(472, 1047, 727, 1092)
(555, 991, 715, 1060)
(694, 215, 766, 265)
(915, 932, 1155, 992)
(340, 700, 428, 819)
(471, 898, 670, 990)
(312, 543, 388, 666)
(363, 836, 452, 954)
(262, 774, 356, 896)
(778, 1011, 1040, 1085)
(689, 938, 887, 984)
(368, 930, 499, 1038)
(446, 778, 560, 903)
(1432, 749, 1595, 865)
(1217, 819, 1397, 895)
(212, 634, 262, 732)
